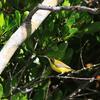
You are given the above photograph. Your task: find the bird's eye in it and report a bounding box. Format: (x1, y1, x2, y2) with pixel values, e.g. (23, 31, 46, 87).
(50, 58, 54, 63)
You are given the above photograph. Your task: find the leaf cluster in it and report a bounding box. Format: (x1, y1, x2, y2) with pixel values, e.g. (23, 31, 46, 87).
(0, 0, 100, 99)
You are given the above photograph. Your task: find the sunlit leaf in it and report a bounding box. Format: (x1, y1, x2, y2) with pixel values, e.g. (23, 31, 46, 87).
(0, 84, 3, 98)
(67, 16, 75, 28)
(0, 12, 5, 28)
(62, 0, 70, 6)
(69, 28, 78, 34)
(23, 11, 29, 20)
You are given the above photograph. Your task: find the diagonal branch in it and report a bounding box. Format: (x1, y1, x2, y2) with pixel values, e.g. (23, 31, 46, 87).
(0, 0, 59, 74)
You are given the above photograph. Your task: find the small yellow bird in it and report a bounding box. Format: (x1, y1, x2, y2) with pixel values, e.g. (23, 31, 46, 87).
(44, 56, 74, 74)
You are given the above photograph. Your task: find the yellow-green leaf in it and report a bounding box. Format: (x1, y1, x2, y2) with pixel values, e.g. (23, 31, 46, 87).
(0, 12, 5, 28)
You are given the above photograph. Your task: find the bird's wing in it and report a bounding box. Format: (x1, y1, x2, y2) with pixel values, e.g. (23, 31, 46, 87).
(54, 59, 71, 69)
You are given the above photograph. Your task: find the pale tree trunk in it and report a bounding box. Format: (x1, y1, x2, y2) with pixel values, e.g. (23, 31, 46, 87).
(0, 0, 59, 74)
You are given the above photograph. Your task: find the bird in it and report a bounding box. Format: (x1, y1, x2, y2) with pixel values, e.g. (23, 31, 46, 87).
(43, 56, 74, 74)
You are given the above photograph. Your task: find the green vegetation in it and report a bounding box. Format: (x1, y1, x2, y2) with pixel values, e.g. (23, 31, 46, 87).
(0, 0, 100, 99)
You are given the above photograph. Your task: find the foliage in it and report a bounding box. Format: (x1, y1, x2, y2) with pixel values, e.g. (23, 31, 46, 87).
(0, 0, 100, 99)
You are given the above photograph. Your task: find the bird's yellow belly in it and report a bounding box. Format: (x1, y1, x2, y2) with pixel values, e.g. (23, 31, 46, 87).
(51, 64, 72, 74)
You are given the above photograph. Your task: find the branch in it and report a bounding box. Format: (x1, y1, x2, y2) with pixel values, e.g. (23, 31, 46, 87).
(0, 0, 59, 74)
(67, 66, 100, 99)
(38, 4, 100, 14)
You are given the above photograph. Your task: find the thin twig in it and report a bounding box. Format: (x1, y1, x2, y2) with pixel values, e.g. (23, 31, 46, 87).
(44, 79, 51, 100)
(52, 76, 98, 81)
(72, 92, 96, 98)
(67, 67, 100, 99)
(80, 40, 89, 68)
(67, 77, 95, 99)
(86, 88, 100, 93)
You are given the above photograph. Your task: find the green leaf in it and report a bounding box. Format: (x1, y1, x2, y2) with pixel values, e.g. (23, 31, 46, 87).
(64, 28, 78, 40)
(51, 90, 63, 100)
(66, 12, 80, 29)
(67, 17, 75, 28)
(62, 0, 70, 6)
(15, 10, 21, 27)
(47, 42, 68, 59)
(74, 13, 80, 19)
(96, 34, 100, 42)
(0, 1, 2, 8)
(65, 48, 74, 64)
(69, 28, 78, 34)
(12, 93, 27, 100)
(48, 21, 54, 33)
(33, 80, 51, 100)
(0, 12, 5, 28)
(83, 22, 100, 34)
(1, 22, 16, 36)
(0, 84, 3, 98)
(33, 89, 44, 100)
(23, 11, 29, 20)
